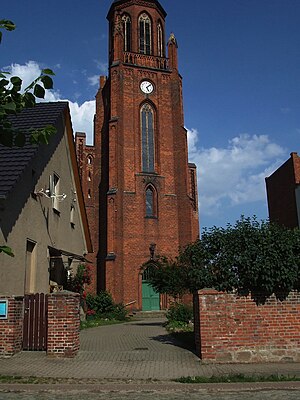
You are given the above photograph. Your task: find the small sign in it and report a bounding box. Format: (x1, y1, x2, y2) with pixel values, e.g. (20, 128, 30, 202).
(0, 300, 8, 319)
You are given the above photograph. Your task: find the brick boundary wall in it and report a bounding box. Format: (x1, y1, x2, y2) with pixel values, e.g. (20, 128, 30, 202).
(0, 296, 23, 358)
(47, 291, 80, 358)
(194, 289, 300, 363)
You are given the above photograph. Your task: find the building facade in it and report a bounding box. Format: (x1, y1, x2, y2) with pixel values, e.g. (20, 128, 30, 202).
(76, 0, 199, 310)
(0, 103, 92, 296)
(265, 152, 300, 228)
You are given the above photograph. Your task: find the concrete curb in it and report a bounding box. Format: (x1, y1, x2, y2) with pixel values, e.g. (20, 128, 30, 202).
(0, 381, 300, 394)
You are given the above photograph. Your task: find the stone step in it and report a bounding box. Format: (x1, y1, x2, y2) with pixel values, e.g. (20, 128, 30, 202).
(131, 310, 167, 319)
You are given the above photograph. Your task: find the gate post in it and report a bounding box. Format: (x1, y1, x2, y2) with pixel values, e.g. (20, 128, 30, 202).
(0, 296, 23, 358)
(47, 291, 80, 358)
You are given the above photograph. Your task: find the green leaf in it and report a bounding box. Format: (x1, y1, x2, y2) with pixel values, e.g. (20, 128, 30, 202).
(33, 84, 45, 98)
(0, 78, 9, 88)
(29, 125, 56, 145)
(22, 92, 36, 108)
(0, 20, 16, 31)
(10, 76, 22, 86)
(41, 68, 55, 76)
(0, 132, 13, 147)
(0, 245, 14, 257)
(14, 132, 26, 147)
(3, 102, 17, 112)
(41, 75, 53, 89)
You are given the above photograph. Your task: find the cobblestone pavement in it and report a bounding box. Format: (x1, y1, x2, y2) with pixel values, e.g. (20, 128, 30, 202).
(1, 319, 300, 380)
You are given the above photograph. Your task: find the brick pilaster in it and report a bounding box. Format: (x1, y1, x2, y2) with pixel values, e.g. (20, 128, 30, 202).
(47, 291, 80, 358)
(0, 296, 23, 358)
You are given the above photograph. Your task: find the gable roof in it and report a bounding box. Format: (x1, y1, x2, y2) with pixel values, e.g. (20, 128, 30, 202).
(0, 102, 92, 253)
(0, 102, 68, 199)
(108, 0, 167, 19)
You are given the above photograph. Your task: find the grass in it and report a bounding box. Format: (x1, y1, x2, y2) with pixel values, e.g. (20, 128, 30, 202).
(1, 374, 299, 385)
(174, 374, 300, 384)
(0, 376, 56, 384)
(80, 317, 129, 330)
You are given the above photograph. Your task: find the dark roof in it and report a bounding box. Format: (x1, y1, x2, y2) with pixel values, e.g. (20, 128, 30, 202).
(0, 102, 68, 199)
(108, 0, 166, 19)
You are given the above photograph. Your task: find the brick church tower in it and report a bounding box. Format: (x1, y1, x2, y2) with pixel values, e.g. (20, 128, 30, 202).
(76, 0, 199, 310)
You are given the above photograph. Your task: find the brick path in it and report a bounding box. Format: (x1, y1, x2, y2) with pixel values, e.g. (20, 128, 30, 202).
(0, 318, 300, 380)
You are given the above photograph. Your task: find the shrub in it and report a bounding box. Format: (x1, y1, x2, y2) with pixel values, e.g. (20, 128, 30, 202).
(85, 291, 128, 321)
(86, 291, 114, 315)
(166, 303, 193, 324)
(66, 264, 91, 295)
(104, 303, 128, 321)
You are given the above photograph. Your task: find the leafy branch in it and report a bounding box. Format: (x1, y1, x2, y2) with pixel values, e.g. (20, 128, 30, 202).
(0, 245, 14, 257)
(0, 19, 56, 147)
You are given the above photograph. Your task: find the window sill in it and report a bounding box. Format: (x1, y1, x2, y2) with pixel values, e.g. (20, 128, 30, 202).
(145, 216, 157, 220)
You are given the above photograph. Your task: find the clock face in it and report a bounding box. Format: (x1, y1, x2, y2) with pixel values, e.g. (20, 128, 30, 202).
(140, 80, 154, 94)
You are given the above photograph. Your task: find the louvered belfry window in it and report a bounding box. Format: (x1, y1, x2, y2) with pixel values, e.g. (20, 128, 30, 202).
(139, 13, 151, 54)
(141, 103, 155, 172)
(157, 23, 164, 57)
(122, 14, 131, 51)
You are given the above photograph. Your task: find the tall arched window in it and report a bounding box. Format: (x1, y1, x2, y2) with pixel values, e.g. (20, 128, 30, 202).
(157, 22, 164, 57)
(141, 103, 155, 172)
(139, 13, 151, 54)
(145, 185, 157, 217)
(122, 14, 131, 52)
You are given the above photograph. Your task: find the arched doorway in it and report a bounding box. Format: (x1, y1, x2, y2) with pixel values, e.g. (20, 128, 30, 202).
(142, 264, 160, 311)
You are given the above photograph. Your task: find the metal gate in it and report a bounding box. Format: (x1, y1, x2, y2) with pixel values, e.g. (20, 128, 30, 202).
(23, 293, 48, 351)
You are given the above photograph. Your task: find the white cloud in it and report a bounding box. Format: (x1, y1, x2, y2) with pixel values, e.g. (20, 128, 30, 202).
(6, 61, 43, 90)
(187, 128, 286, 217)
(94, 60, 108, 74)
(4, 61, 95, 144)
(87, 74, 99, 86)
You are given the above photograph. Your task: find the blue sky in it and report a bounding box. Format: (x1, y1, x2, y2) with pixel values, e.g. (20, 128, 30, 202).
(1, 0, 300, 229)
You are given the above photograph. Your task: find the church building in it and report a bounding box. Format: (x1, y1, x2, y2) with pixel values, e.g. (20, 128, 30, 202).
(75, 0, 199, 310)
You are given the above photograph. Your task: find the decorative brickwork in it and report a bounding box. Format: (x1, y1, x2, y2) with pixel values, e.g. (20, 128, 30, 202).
(0, 296, 23, 358)
(47, 292, 80, 358)
(194, 290, 300, 363)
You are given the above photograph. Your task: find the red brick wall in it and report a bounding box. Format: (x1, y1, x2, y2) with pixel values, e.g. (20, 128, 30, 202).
(194, 290, 300, 363)
(47, 292, 80, 358)
(0, 296, 23, 357)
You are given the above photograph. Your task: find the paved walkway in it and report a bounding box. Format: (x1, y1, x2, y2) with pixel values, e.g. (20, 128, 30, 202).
(1, 318, 300, 380)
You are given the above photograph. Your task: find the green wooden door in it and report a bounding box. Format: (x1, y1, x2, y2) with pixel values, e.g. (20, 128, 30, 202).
(142, 281, 160, 311)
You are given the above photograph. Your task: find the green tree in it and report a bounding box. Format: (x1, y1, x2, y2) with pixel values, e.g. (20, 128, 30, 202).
(0, 19, 56, 257)
(148, 216, 300, 303)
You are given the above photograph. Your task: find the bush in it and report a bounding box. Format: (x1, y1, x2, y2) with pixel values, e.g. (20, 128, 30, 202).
(85, 291, 128, 321)
(148, 216, 300, 304)
(104, 303, 128, 321)
(66, 264, 91, 295)
(86, 291, 114, 315)
(166, 303, 193, 324)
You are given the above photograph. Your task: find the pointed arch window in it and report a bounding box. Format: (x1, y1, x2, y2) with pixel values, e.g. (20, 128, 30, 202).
(157, 22, 164, 57)
(145, 185, 157, 217)
(139, 13, 151, 55)
(122, 14, 131, 52)
(141, 103, 155, 173)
